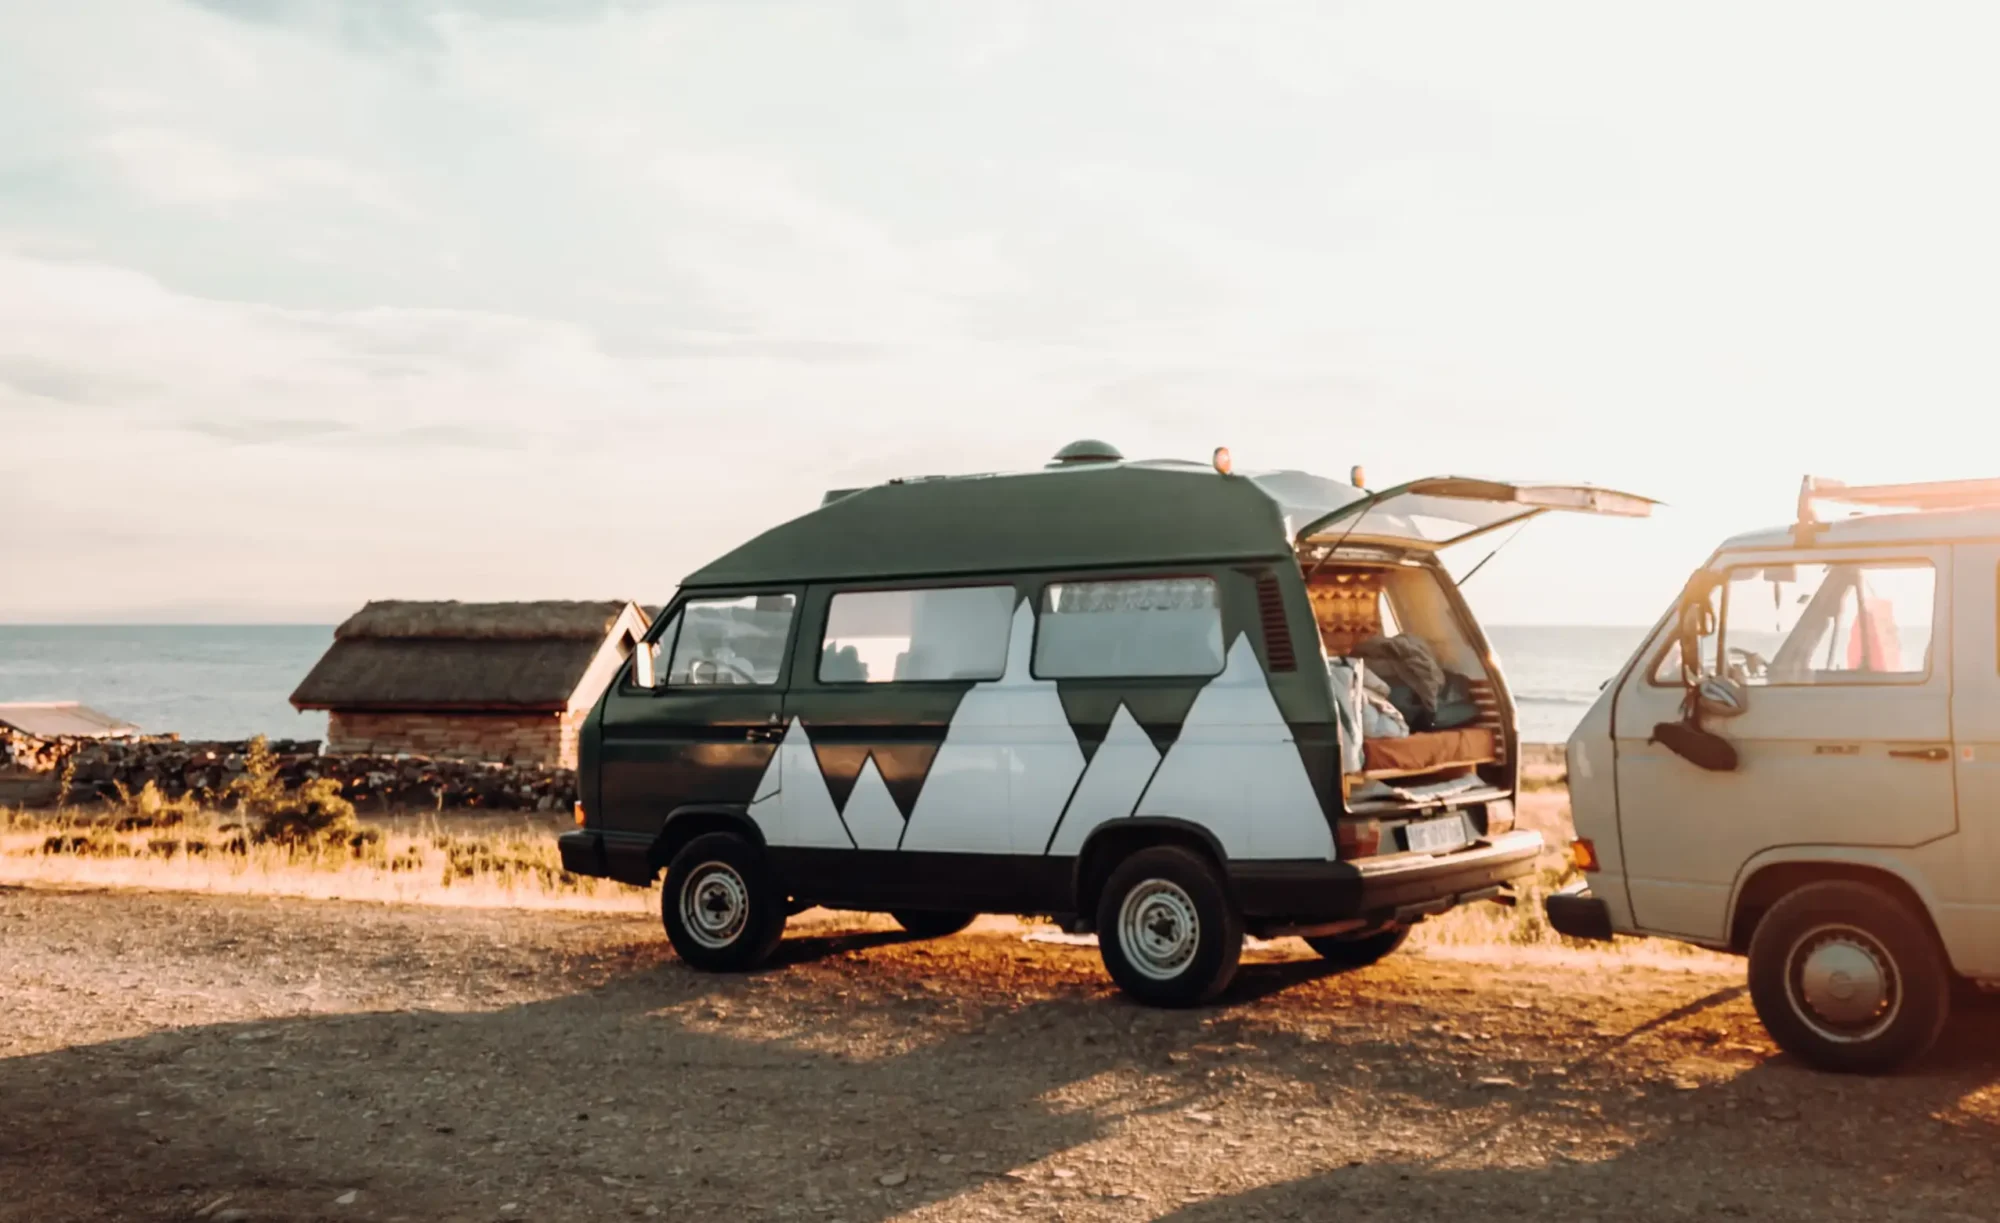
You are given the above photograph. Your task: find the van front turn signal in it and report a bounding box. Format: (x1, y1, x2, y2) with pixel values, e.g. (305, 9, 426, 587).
(1569, 838, 1600, 872)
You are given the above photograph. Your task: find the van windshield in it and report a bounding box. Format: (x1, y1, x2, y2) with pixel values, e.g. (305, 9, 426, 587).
(1662, 561, 1937, 686)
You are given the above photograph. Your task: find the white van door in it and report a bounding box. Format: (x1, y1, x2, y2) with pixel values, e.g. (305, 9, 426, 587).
(1612, 546, 1955, 943)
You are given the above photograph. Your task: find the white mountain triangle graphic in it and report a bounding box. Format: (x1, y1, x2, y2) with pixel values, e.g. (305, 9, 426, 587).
(744, 622, 1330, 861)
(1044, 703, 1162, 856)
(1133, 633, 1333, 859)
(841, 755, 906, 851)
(902, 600, 1083, 854)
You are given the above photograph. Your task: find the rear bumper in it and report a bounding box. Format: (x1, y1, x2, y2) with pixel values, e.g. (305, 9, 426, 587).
(1232, 829, 1544, 922)
(557, 830, 656, 886)
(1544, 879, 1615, 942)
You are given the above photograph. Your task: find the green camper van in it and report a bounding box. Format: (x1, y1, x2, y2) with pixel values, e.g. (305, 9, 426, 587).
(559, 443, 1651, 1005)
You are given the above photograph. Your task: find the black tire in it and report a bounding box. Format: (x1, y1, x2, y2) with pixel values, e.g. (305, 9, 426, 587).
(890, 910, 978, 939)
(1304, 924, 1411, 969)
(1095, 845, 1243, 1007)
(1746, 879, 1949, 1074)
(661, 832, 787, 972)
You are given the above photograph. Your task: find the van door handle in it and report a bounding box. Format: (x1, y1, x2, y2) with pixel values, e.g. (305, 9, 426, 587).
(1888, 747, 1950, 762)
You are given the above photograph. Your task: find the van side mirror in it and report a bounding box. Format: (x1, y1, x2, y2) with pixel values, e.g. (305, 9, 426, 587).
(633, 641, 659, 689)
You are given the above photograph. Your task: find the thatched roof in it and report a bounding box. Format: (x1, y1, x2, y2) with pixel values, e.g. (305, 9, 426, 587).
(293, 601, 647, 712)
(334, 600, 635, 642)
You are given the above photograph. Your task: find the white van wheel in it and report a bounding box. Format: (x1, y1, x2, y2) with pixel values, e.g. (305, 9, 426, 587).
(1747, 880, 1948, 1074)
(1095, 846, 1243, 1007)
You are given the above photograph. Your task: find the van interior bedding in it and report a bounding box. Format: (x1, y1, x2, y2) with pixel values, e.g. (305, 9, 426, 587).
(1308, 563, 1508, 810)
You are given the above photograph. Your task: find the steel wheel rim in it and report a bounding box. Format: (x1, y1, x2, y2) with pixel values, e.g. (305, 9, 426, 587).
(1118, 878, 1201, 981)
(1785, 923, 1901, 1044)
(679, 861, 750, 950)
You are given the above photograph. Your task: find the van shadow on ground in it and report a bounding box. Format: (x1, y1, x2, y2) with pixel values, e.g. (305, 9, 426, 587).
(5, 928, 2000, 1223)
(1151, 984, 2000, 1223)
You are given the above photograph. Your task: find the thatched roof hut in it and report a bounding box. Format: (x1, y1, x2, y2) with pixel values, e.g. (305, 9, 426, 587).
(291, 600, 651, 768)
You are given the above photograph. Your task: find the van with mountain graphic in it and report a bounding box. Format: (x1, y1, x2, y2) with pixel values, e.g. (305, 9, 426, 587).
(559, 441, 1652, 1005)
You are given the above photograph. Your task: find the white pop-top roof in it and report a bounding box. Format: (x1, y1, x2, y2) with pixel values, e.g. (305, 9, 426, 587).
(1721, 475, 2000, 551)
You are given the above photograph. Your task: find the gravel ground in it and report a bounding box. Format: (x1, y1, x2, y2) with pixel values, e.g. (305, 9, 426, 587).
(4, 885, 2000, 1223)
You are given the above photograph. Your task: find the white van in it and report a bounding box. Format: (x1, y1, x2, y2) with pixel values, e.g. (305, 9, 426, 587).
(1550, 475, 2000, 1072)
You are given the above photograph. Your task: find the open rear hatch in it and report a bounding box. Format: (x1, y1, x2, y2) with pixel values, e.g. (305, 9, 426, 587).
(1296, 476, 1656, 553)
(1298, 476, 1657, 830)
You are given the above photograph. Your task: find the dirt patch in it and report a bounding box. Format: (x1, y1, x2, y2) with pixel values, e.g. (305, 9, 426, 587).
(5, 887, 2000, 1223)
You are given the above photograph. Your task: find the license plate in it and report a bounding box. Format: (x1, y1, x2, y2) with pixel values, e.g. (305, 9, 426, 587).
(1403, 815, 1470, 855)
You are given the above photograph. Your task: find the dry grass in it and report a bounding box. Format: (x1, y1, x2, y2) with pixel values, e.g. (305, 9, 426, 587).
(0, 802, 650, 913)
(2, 771, 1722, 962)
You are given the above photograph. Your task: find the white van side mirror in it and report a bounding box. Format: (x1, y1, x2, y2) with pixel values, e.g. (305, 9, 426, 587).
(633, 640, 659, 689)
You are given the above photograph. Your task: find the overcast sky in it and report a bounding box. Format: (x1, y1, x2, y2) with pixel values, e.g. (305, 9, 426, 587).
(4, 0, 1998, 625)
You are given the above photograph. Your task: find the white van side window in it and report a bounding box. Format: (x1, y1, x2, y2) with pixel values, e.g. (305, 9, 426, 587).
(669, 595, 796, 686)
(1717, 561, 1934, 686)
(1034, 577, 1224, 678)
(819, 586, 1015, 683)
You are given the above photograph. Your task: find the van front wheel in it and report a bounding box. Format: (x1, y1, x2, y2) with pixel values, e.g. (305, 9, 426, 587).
(1747, 880, 1949, 1074)
(1095, 846, 1243, 1007)
(662, 832, 787, 972)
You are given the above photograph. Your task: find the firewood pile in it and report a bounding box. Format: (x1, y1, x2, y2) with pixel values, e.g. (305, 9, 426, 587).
(0, 729, 577, 812)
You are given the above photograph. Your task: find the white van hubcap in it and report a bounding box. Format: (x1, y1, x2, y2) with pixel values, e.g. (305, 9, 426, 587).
(1119, 879, 1200, 980)
(1788, 925, 1898, 1040)
(680, 862, 750, 949)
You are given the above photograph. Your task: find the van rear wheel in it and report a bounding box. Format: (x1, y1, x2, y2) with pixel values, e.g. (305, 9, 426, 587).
(661, 832, 787, 972)
(1304, 924, 1411, 969)
(1095, 845, 1243, 1007)
(1746, 880, 1949, 1074)
(891, 910, 977, 939)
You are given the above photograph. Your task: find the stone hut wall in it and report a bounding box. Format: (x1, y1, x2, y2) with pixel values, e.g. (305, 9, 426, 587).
(327, 710, 583, 769)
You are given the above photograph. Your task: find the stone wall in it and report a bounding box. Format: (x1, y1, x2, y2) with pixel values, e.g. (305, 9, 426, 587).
(327, 710, 581, 769)
(1, 732, 578, 813)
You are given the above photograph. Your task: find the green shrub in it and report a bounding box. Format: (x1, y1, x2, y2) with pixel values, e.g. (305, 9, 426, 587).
(225, 737, 362, 849)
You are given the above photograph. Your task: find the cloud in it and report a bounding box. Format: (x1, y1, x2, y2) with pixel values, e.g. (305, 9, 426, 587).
(99, 127, 416, 217)
(10, 0, 2000, 626)
(182, 0, 675, 53)
(176, 417, 355, 445)
(0, 355, 152, 407)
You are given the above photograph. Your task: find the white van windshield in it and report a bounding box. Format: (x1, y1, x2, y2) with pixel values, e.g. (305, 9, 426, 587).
(1660, 561, 1935, 686)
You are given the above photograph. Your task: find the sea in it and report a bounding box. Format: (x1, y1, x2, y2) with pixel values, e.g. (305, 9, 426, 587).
(0, 625, 1651, 747)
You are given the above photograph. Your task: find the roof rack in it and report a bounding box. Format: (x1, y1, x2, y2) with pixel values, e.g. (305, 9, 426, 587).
(1796, 474, 2000, 537)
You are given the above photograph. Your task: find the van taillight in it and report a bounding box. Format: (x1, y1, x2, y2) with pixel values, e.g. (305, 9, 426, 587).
(1570, 838, 1600, 872)
(573, 802, 587, 828)
(1337, 819, 1382, 859)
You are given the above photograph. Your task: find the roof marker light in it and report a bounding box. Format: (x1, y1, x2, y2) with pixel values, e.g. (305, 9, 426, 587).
(1212, 447, 1233, 475)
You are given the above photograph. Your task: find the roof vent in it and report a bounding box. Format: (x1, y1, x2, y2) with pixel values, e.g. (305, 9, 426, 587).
(1049, 439, 1124, 467)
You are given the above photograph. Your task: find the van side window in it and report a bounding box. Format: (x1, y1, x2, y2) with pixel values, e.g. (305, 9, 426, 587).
(668, 595, 796, 686)
(819, 586, 1016, 683)
(1715, 561, 1934, 686)
(1034, 577, 1224, 678)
